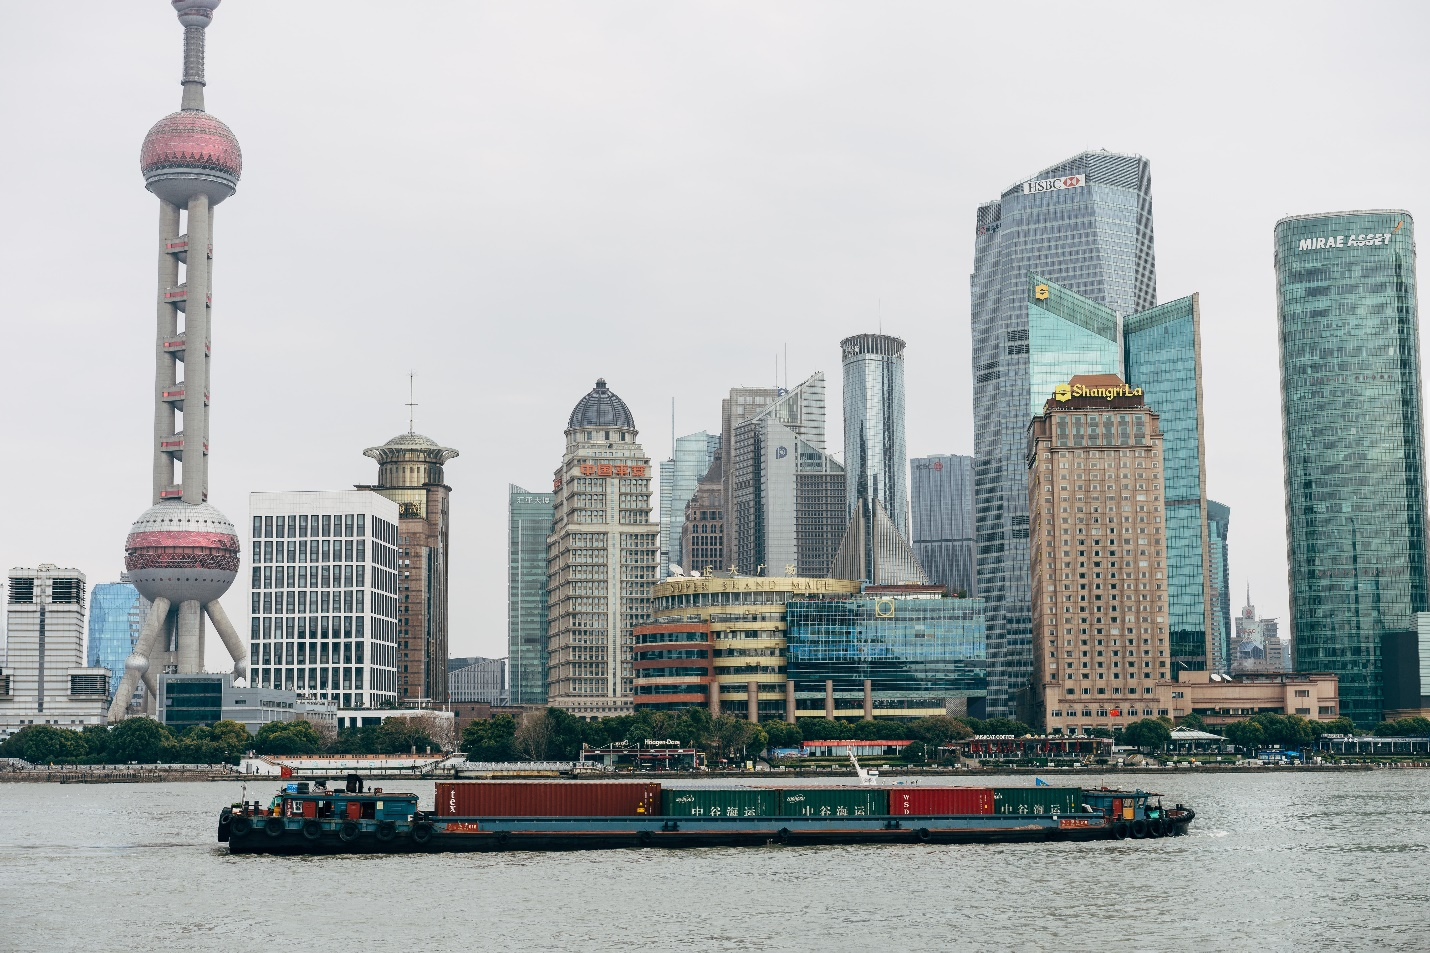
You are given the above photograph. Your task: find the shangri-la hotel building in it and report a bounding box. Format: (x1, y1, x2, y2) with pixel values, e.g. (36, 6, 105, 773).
(1026, 374, 1172, 731)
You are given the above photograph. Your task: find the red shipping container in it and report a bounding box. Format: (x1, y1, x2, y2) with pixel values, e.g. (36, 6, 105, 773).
(436, 781, 661, 818)
(888, 787, 994, 816)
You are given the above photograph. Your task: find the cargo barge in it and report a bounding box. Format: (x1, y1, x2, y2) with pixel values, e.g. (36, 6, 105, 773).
(218, 778, 1195, 854)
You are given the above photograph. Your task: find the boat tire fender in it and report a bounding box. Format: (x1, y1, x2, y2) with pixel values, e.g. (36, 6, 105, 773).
(338, 820, 360, 843)
(495, 831, 509, 847)
(638, 830, 653, 846)
(229, 815, 251, 838)
(217, 810, 231, 843)
(302, 820, 323, 841)
(1131, 819, 1149, 839)
(916, 828, 932, 843)
(1112, 821, 1130, 840)
(777, 827, 791, 845)
(1150, 818, 1167, 838)
(411, 822, 434, 845)
(265, 817, 286, 838)
(376, 821, 396, 842)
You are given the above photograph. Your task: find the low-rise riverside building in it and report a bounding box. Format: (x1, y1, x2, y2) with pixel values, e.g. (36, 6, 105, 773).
(1046, 670, 1340, 735)
(633, 576, 861, 720)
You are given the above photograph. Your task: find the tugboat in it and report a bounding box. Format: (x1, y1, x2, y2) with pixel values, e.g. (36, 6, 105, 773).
(219, 775, 1195, 855)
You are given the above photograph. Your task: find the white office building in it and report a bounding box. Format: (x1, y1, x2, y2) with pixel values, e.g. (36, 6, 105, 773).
(248, 491, 401, 710)
(0, 565, 111, 739)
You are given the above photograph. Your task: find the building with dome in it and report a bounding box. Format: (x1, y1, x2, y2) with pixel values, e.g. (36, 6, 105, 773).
(108, 1, 250, 721)
(358, 429, 460, 705)
(546, 380, 661, 717)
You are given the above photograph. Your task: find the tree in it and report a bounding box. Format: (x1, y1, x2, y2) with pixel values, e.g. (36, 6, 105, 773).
(1121, 718, 1171, 753)
(1374, 717, 1430, 738)
(107, 717, 170, 763)
(373, 716, 436, 754)
(514, 711, 556, 761)
(799, 719, 854, 741)
(254, 720, 322, 755)
(1178, 713, 1208, 731)
(970, 717, 1035, 738)
(762, 720, 803, 750)
(709, 715, 761, 762)
(14, 725, 89, 764)
(1311, 716, 1355, 737)
(902, 741, 929, 763)
(907, 715, 974, 747)
(464, 714, 519, 761)
(1221, 719, 1265, 752)
(851, 719, 892, 741)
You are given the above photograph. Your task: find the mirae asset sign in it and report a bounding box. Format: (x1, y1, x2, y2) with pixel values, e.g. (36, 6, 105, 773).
(1298, 224, 1402, 251)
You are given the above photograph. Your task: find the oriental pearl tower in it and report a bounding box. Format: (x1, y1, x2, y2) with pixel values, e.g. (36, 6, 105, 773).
(108, 0, 247, 720)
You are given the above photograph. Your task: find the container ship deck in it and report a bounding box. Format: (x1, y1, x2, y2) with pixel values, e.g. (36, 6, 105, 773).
(219, 779, 1195, 854)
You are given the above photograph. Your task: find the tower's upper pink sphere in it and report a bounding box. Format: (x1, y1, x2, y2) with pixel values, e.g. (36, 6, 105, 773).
(141, 110, 242, 180)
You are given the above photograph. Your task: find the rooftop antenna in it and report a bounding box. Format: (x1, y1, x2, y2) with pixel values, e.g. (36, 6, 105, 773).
(406, 371, 418, 433)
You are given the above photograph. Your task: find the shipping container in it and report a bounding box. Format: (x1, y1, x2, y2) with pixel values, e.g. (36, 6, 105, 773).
(777, 788, 888, 818)
(888, 787, 993, 816)
(435, 781, 661, 818)
(990, 787, 1082, 816)
(661, 788, 778, 818)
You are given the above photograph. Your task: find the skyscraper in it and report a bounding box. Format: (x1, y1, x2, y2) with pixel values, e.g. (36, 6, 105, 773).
(1124, 294, 1214, 673)
(841, 334, 913, 539)
(247, 492, 402, 709)
(88, 581, 149, 702)
(720, 387, 782, 570)
(1276, 211, 1426, 725)
(1206, 500, 1232, 673)
(971, 152, 1157, 716)
(730, 374, 845, 577)
(508, 485, 554, 705)
(1, 566, 110, 737)
(109, 0, 249, 721)
(911, 454, 976, 596)
(660, 432, 720, 576)
(681, 462, 725, 575)
(1027, 375, 1172, 728)
(358, 428, 459, 705)
(546, 379, 661, 717)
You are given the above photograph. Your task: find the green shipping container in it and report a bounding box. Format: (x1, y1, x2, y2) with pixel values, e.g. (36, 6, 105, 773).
(661, 789, 778, 818)
(778, 788, 889, 818)
(990, 787, 1082, 816)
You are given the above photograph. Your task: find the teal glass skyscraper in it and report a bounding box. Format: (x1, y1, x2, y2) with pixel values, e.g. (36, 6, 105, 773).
(972, 151, 1156, 716)
(88, 582, 148, 700)
(508, 484, 555, 705)
(660, 432, 719, 577)
(1276, 210, 1427, 726)
(1206, 500, 1232, 674)
(1124, 294, 1214, 674)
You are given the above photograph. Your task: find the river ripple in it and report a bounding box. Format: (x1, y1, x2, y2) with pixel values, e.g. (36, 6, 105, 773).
(1, 770, 1426, 952)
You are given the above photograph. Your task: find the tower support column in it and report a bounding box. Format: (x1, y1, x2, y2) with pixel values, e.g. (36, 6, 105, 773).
(177, 599, 204, 673)
(182, 193, 211, 504)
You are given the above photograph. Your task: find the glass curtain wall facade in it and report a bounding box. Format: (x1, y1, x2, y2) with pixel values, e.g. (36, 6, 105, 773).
(1206, 500, 1232, 674)
(87, 582, 149, 700)
(660, 432, 720, 577)
(1276, 211, 1427, 726)
(730, 374, 844, 577)
(841, 334, 912, 540)
(1124, 294, 1214, 673)
(911, 455, 976, 596)
(971, 151, 1157, 717)
(508, 485, 554, 705)
(785, 596, 987, 716)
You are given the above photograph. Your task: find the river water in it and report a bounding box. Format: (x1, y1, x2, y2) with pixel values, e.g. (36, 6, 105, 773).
(1, 770, 1427, 952)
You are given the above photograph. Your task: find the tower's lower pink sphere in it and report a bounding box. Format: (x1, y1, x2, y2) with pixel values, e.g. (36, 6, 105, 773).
(125, 501, 240, 604)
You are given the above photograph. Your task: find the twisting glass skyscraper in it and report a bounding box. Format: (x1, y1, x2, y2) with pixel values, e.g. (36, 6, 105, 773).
(1276, 211, 1427, 726)
(842, 334, 912, 538)
(971, 151, 1157, 716)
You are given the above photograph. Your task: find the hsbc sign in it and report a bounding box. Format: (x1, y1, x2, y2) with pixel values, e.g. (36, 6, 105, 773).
(1022, 173, 1086, 195)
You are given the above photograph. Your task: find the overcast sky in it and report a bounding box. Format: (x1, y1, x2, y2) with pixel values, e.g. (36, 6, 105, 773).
(2, 2, 1428, 666)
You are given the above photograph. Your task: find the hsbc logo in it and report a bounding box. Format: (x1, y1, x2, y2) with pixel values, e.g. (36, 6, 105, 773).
(1022, 173, 1086, 195)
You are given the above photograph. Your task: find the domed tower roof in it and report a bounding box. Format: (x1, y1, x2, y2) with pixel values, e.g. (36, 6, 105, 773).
(568, 378, 636, 431)
(364, 431, 460, 465)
